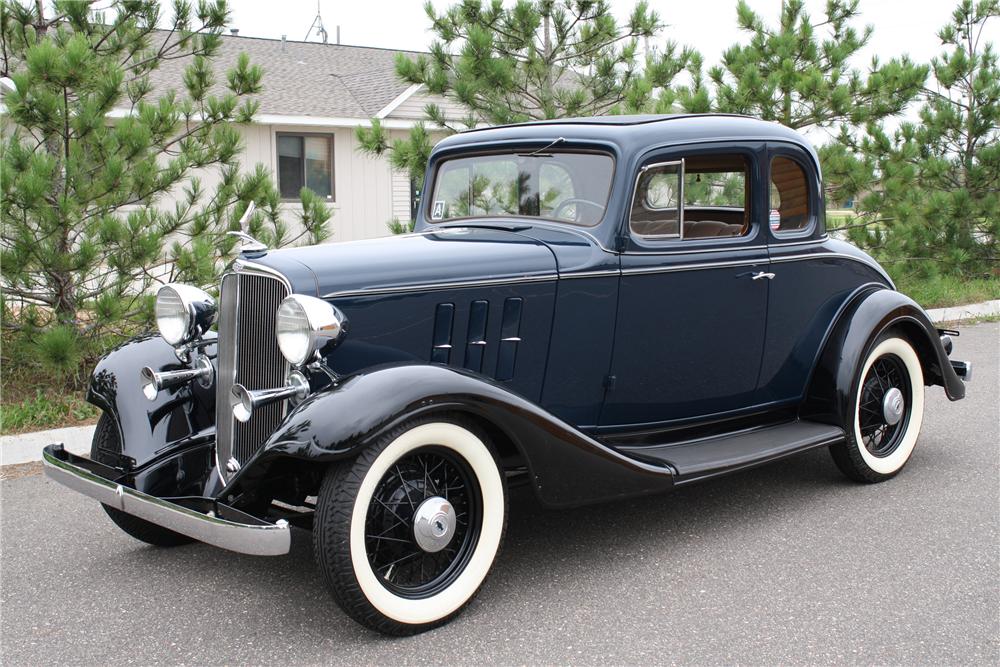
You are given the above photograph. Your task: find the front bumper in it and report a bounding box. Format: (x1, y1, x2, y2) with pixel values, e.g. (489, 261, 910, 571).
(42, 444, 290, 556)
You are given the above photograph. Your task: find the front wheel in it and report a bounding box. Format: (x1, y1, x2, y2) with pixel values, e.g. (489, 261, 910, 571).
(830, 332, 925, 483)
(313, 417, 507, 635)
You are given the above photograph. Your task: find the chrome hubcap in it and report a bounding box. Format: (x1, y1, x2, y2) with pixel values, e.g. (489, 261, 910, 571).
(882, 386, 905, 426)
(412, 496, 456, 553)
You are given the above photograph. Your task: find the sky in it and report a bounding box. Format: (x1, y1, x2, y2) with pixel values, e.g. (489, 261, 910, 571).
(217, 0, 998, 143)
(222, 0, 998, 69)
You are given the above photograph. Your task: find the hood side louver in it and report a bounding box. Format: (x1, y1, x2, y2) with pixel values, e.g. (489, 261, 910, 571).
(432, 297, 523, 380)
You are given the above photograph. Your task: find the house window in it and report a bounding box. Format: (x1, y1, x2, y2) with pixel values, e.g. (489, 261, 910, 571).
(277, 133, 334, 200)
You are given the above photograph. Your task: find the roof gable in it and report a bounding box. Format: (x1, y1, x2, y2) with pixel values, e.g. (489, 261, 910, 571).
(145, 34, 423, 119)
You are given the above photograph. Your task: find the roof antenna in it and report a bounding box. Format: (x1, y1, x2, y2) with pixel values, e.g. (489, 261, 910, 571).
(305, 0, 329, 43)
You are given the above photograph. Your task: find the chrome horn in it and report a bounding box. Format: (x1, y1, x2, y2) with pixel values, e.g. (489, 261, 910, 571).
(140, 356, 214, 401)
(230, 371, 309, 423)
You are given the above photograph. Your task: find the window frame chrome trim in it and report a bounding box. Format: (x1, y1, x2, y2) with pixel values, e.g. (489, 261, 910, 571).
(628, 159, 685, 240)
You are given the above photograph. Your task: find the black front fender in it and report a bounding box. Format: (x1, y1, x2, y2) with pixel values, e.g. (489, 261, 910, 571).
(87, 333, 217, 471)
(804, 288, 965, 425)
(230, 364, 674, 509)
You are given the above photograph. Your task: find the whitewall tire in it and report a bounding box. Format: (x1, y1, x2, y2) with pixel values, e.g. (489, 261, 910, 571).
(830, 333, 925, 483)
(313, 416, 507, 635)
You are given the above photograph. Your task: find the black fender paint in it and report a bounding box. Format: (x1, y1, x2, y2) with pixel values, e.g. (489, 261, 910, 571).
(804, 288, 965, 425)
(86, 333, 218, 472)
(226, 363, 675, 509)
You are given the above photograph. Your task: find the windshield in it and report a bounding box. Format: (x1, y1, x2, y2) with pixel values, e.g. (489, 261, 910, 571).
(427, 151, 614, 227)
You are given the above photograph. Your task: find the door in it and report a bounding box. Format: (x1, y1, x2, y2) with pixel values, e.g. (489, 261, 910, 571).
(600, 146, 771, 428)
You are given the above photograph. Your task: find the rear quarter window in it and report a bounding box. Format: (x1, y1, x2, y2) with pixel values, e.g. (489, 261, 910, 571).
(770, 157, 813, 234)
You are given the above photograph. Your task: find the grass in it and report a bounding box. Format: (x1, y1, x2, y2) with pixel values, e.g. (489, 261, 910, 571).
(1, 325, 121, 436)
(1, 390, 99, 435)
(892, 274, 1000, 310)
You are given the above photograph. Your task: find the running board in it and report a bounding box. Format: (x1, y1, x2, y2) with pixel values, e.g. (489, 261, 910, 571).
(615, 420, 845, 485)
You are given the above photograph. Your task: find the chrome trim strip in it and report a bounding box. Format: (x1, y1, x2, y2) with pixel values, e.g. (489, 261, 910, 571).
(322, 274, 558, 299)
(621, 244, 767, 256)
(560, 270, 621, 279)
(769, 236, 828, 247)
(231, 259, 294, 291)
(769, 252, 895, 286)
(621, 258, 765, 275)
(42, 446, 290, 556)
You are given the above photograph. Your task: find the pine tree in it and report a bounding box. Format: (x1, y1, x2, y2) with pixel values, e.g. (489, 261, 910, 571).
(0, 0, 331, 346)
(832, 0, 999, 281)
(357, 0, 694, 187)
(709, 0, 927, 131)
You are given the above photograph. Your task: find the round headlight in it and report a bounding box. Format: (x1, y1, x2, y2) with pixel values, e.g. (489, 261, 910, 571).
(275, 294, 346, 366)
(155, 284, 216, 347)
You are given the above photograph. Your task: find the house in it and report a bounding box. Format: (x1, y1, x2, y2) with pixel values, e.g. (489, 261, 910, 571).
(146, 34, 468, 243)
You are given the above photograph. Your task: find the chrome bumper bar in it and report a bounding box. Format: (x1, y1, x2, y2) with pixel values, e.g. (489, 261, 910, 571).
(42, 444, 290, 556)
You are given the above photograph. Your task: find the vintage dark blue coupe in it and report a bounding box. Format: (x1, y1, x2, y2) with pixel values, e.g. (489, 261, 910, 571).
(44, 114, 971, 635)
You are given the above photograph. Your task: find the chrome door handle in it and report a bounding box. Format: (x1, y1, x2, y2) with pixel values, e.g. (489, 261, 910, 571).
(751, 271, 775, 280)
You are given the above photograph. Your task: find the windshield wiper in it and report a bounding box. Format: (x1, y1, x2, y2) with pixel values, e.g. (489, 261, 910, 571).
(517, 137, 566, 158)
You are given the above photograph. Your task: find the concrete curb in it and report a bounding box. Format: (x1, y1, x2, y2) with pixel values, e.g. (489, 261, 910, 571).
(2, 300, 996, 468)
(1, 424, 96, 467)
(925, 299, 1000, 324)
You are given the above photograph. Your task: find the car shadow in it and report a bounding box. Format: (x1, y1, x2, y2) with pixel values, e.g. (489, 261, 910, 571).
(101, 445, 855, 643)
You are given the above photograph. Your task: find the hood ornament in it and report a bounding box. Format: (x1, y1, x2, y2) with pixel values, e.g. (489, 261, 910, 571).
(226, 202, 268, 255)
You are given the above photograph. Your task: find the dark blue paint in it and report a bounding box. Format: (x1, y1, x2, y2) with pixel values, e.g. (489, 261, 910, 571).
(85, 114, 964, 508)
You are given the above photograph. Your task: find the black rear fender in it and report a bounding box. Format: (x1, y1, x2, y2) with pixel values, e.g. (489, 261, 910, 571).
(804, 288, 965, 425)
(228, 363, 674, 509)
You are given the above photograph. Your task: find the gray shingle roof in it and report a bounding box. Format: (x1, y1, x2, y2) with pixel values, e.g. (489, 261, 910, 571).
(147, 34, 421, 118)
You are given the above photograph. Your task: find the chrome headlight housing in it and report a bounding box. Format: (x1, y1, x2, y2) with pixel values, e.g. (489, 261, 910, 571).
(154, 284, 217, 347)
(275, 294, 347, 367)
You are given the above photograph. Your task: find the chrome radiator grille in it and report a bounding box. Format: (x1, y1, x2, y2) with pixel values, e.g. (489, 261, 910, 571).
(215, 270, 289, 478)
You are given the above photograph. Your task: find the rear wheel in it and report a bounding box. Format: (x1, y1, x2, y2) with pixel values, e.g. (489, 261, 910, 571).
(91, 413, 193, 547)
(830, 333, 925, 483)
(313, 416, 507, 635)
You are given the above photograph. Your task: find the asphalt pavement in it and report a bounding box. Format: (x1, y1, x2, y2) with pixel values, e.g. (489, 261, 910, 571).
(2, 322, 997, 665)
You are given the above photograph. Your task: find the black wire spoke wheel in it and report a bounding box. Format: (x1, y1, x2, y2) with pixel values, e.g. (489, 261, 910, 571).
(857, 353, 912, 458)
(314, 418, 507, 635)
(364, 446, 482, 598)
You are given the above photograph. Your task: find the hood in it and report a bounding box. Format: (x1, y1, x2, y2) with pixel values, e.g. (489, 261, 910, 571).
(247, 226, 558, 298)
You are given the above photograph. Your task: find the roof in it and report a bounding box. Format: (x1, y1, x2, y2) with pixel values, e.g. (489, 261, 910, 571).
(436, 114, 816, 159)
(145, 34, 422, 119)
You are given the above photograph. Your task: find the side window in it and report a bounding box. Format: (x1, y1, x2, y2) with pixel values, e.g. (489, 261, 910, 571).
(629, 154, 750, 240)
(629, 161, 682, 237)
(770, 156, 812, 234)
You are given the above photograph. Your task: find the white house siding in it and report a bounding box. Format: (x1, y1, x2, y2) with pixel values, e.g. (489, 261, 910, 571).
(155, 120, 451, 245)
(389, 88, 469, 123)
(232, 122, 396, 243)
(155, 90, 466, 245)
(390, 166, 412, 225)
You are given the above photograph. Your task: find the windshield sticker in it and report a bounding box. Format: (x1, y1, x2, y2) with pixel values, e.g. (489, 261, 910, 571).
(769, 209, 781, 231)
(431, 200, 445, 220)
